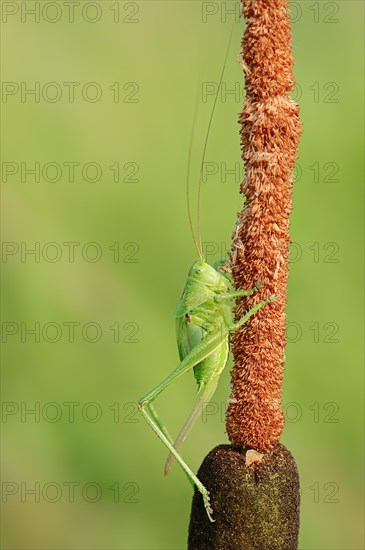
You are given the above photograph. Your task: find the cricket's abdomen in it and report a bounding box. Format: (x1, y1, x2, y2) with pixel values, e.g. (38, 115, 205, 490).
(176, 309, 229, 388)
(193, 339, 229, 388)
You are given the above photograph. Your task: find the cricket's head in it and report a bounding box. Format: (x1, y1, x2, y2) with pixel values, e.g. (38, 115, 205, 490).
(188, 259, 231, 292)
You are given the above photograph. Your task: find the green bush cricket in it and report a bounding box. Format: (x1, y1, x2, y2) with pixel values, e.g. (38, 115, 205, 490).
(138, 29, 274, 522)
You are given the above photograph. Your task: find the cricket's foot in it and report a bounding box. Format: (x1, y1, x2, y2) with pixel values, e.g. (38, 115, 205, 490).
(201, 486, 215, 523)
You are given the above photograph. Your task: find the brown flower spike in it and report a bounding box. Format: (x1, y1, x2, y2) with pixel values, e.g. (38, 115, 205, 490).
(188, 2, 301, 545)
(188, 2, 301, 546)
(226, 0, 301, 451)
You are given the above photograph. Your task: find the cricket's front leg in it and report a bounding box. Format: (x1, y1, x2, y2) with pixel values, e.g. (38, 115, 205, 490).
(215, 283, 263, 303)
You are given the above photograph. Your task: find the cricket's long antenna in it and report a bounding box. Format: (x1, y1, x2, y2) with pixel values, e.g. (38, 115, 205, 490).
(197, 24, 235, 257)
(186, 84, 203, 259)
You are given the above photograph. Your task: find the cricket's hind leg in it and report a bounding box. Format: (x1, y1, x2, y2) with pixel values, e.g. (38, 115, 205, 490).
(138, 330, 227, 522)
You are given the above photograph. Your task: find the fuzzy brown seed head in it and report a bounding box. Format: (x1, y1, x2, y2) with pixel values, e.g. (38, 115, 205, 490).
(226, 0, 301, 451)
(242, 0, 296, 99)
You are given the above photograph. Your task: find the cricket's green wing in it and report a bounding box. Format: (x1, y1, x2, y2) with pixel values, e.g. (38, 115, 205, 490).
(176, 279, 213, 318)
(176, 315, 203, 362)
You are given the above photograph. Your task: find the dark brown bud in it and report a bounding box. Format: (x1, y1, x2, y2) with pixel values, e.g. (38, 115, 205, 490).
(188, 444, 300, 549)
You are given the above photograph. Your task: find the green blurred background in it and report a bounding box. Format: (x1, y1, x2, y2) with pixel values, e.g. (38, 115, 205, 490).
(1, 1, 364, 548)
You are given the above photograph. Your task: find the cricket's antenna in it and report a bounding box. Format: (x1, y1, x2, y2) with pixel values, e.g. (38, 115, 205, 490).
(197, 24, 235, 257)
(186, 84, 203, 259)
